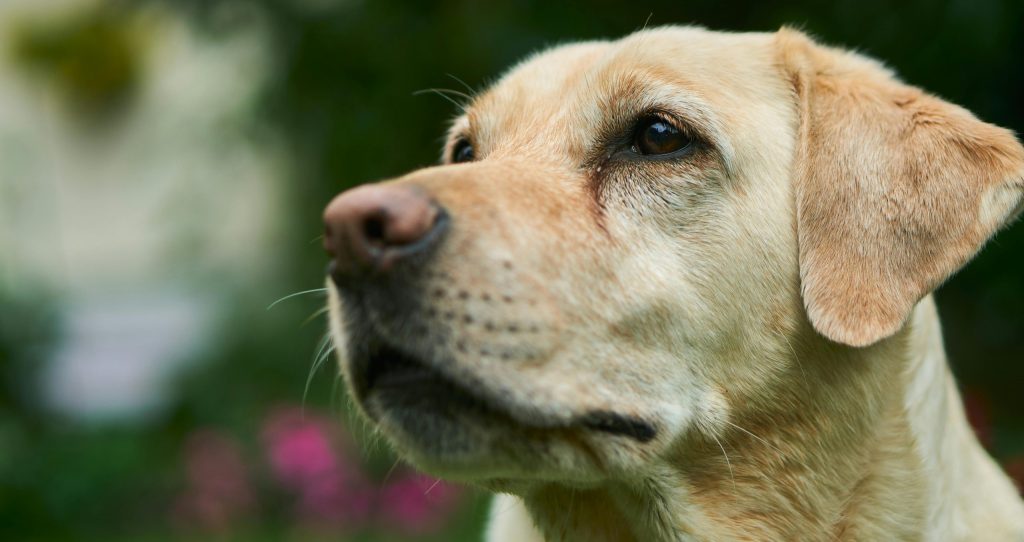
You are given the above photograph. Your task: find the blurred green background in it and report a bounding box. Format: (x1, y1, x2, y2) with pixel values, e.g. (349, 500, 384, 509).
(1, 0, 1021, 540)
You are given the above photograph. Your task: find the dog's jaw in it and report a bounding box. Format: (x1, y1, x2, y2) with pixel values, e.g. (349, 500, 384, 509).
(329, 278, 1024, 541)
(327, 280, 672, 485)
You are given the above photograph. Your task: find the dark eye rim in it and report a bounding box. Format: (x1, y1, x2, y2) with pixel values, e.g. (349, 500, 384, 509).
(450, 137, 475, 163)
(628, 113, 695, 159)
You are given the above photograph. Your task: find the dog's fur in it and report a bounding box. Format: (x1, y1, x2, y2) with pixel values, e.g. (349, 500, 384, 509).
(327, 27, 1024, 541)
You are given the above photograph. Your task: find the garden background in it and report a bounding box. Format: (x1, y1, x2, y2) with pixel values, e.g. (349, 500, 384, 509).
(2, 0, 1022, 540)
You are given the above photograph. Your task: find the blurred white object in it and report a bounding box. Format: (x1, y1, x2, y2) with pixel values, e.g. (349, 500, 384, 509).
(0, 0, 288, 422)
(45, 293, 214, 422)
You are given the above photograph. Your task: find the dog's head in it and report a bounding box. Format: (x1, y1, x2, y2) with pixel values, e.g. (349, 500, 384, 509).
(324, 27, 1023, 486)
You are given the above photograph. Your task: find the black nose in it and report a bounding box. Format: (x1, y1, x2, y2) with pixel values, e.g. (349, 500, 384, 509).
(323, 183, 448, 283)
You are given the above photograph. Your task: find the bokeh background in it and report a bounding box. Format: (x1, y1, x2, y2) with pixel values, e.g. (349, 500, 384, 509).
(1, 0, 1021, 540)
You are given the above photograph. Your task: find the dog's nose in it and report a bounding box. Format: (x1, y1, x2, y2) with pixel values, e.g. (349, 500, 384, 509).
(323, 183, 448, 282)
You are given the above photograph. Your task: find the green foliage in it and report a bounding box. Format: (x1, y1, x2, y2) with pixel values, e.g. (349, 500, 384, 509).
(3, 1, 1023, 540)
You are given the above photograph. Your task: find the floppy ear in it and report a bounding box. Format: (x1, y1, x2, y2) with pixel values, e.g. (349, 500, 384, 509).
(777, 29, 1024, 347)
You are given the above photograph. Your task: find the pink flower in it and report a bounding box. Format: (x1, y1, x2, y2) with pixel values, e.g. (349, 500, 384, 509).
(173, 406, 469, 536)
(261, 406, 372, 527)
(377, 473, 464, 534)
(259, 405, 467, 534)
(264, 413, 340, 485)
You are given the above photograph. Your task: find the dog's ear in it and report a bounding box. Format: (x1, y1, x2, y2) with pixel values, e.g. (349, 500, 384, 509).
(777, 29, 1024, 347)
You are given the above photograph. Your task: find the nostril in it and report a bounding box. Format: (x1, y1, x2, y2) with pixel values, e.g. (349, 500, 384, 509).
(363, 213, 387, 244)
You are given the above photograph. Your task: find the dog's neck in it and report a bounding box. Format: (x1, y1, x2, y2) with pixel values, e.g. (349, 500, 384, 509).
(506, 297, 1019, 541)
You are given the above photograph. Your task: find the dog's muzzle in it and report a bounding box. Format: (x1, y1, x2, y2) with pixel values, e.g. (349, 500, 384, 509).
(322, 180, 658, 447)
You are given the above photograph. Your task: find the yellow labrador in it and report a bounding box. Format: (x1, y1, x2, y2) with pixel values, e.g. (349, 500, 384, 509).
(323, 26, 1024, 541)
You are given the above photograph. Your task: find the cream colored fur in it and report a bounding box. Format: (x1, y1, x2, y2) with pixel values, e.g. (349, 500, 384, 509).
(328, 26, 1024, 541)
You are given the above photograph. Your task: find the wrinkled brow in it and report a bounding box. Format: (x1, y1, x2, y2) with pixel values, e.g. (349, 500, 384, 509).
(590, 71, 736, 173)
(443, 68, 736, 173)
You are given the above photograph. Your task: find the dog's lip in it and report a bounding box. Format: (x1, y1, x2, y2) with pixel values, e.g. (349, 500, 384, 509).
(357, 341, 565, 428)
(354, 341, 658, 443)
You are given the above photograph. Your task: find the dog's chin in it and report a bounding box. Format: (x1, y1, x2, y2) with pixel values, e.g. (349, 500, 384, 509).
(360, 344, 538, 460)
(344, 339, 660, 482)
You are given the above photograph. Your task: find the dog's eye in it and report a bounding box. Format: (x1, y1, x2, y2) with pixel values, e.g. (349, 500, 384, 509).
(632, 116, 692, 156)
(451, 138, 475, 163)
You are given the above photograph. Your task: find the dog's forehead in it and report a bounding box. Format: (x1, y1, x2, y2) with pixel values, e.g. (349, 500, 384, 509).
(490, 41, 611, 103)
(465, 27, 780, 160)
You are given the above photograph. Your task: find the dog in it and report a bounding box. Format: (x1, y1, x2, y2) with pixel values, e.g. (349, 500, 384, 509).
(323, 26, 1024, 541)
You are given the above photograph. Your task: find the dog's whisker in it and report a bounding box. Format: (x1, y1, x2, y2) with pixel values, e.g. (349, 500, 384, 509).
(412, 88, 471, 111)
(774, 329, 810, 392)
(429, 86, 474, 101)
(423, 478, 443, 495)
(302, 335, 334, 408)
(309, 333, 330, 362)
(301, 306, 331, 327)
(309, 233, 325, 244)
(722, 420, 784, 456)
(640, 12, 654, 32)
(446, 73, 477, 96)
(267, 288, 328, 310)
(709, 433, 736, 493)
(312, 344, 336, 379)
(382, 458, 403, 485)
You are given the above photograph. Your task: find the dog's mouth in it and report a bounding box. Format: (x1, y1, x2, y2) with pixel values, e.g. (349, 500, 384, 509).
(361, 343, 508, 418)
(353, 340, 657, 444)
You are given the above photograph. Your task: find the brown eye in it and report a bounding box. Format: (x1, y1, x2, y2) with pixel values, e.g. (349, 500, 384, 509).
(633, 116, 692, 156)
(451, 138, 474, 163)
